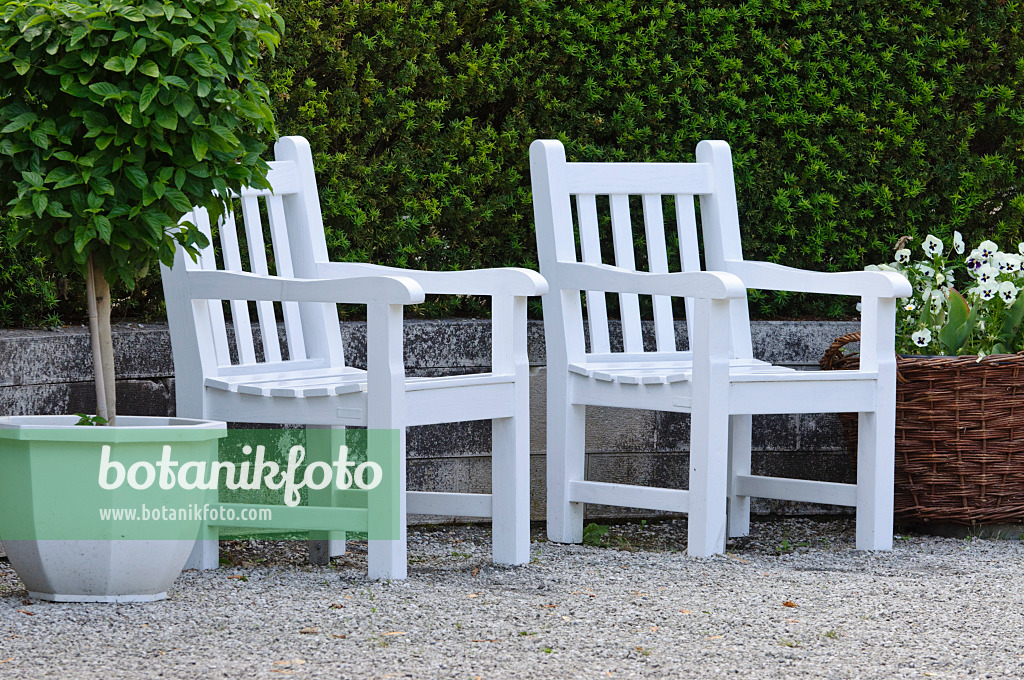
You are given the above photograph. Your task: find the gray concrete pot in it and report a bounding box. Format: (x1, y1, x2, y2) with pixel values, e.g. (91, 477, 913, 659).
(0, 415, 225, 602)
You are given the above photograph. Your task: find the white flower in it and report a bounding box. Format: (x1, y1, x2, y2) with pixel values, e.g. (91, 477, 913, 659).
(904, 302, 917, 311)
(975, 265, 999, 285)
(1003, 255, 1022, 273)
(999, 281, 1019, 304)
(1019, 242, 1024, 256)
(876, 263, 898, 272)
(895, 248, 911, 264)
(911, 329, 933, 347)
(953, 231, 965, 254)
(922, 235, 943, 257)
(966, 249, 985, 271)
(936, 272, 945, 285)
(979, 240, 999, 259)
(915, 263, 935, 277)
(978, 282, 998, 301)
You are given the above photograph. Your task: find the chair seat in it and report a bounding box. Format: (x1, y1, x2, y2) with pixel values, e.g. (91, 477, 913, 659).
(568, 357, 876, 386)
(206, 369, 516, 398)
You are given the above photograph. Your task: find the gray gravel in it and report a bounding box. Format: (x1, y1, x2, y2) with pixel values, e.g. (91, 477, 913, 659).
(2, 517, 1024, 679)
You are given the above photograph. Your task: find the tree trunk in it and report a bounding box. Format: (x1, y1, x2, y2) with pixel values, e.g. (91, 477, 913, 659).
(86, 254, 117, 425)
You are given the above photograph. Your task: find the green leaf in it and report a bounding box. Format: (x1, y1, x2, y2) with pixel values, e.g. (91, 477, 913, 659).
(32, 192, 48, 217)
(191, 135, 208, 162)
(69, 26, 89, 47)
(155, 108, 178, 130)
(91, 176, 115, 196)
(124, 166, 148, 189)
(998, 295, 1024, 352)
(94, 215, 112, 242)
(139, 83, 158, 111)
(1, 112, 38, 134)
(163, 187, 193, 212)
(103, 56, 126, 72)
(89, 82, 122, 100)
(13, 60, 30, 76)
(138, 60, 159, 77)
(123, 55, 137, 75)
(28, 128, 49, 149)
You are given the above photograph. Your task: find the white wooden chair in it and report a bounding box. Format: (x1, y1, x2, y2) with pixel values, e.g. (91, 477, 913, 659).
(530, 139, 911, 556)
(161, 136, 547, 579)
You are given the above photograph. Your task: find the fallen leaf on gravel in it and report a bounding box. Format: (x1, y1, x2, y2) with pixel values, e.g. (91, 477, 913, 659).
(299, 627, 319, 634)
(228, 575, 244, 580)
(472, 568, 479, 577)
(382, 631, 406, 636)
(0, 659, 12, 663)
(562, 616, 571, 621)
(727, 555, 752, 564)
(330, 603, 344, 609)
(707, 635, 724, 640)
(679, 610, 690, 614)
(472, 639, 498, 642)
(15, 610, 33, 616)
(332, 635, 346, 639)
(467, 593, 479, 598)
(273, 660, 306, 666)
(786, 618, 799, 623)
(650, 626, 658, 632)
(21, 600, 31, 606)
(782, 601, 798, 608)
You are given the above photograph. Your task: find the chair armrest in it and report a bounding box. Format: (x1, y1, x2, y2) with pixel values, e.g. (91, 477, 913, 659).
(725, 260, 912, 298)
(557, 262, 746, 299)
(185, 270, 425, 305)
(316, 262, 548, 296)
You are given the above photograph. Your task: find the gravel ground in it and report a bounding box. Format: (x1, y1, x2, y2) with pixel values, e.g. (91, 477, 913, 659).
(2, 517, 1024, 679)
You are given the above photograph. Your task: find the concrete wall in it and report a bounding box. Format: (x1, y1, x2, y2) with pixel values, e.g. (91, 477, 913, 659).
(0, 319, 860, 520)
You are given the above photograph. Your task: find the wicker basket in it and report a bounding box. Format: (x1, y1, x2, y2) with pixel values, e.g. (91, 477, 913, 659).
(820, 332, 1024, 525)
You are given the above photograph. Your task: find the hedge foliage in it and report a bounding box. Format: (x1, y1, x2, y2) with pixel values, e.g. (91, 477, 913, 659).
(4, 0, 1023, 324)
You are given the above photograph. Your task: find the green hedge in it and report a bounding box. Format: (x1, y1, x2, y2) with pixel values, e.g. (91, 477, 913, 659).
(4, 0, 1023, 324)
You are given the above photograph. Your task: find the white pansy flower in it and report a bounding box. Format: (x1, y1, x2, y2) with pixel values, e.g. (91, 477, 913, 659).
(953, 231, 965, 254)
(922, 235, 944, 257)
(864, 264, 880, 272)
(895, 248, 911, 264)
(999, 281, 1019, 304)
(936, 272, 945, 285)
(1003, 255, 1022, 273)
(911, 328, 932, 347)
(876, 263, 898, 272)
(1019, 242, 1024, 256)
(915, 263, 935, 277)
(975, 265, 998, 284)
(966, 249, 985, 271)
(979, 240, 999, 259)
(978, 282, 998, 301)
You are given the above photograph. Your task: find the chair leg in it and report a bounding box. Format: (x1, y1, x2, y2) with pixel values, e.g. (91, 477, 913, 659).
(855, 409, 895, 550)
(306, 425, 346, 565)
(547, 398, 586, 544)
(492, 411, 530, 564)
(727, 414, 752, 539)
(367, 428, 407, 580)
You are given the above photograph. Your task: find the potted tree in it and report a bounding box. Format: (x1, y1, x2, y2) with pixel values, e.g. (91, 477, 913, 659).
(0, 0, 283, 601)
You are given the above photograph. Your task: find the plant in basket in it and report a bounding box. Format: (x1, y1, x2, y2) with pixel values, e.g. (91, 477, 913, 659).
(822, 233, 1024, 527)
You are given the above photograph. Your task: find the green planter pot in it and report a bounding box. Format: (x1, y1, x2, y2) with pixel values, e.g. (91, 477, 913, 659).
(0, 415, 226, 602)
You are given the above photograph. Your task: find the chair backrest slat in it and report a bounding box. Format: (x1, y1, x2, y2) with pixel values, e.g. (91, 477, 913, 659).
(266, 193, 308, 361)
(609, 194, 643, 352)
(240, 194, 283, 363)
(675, 194, 702, 351)
(192, 207, 232, 366)
(217, 208, 258, 365)
(576, 194, 611, 354)
(642, 194, 676, 351)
